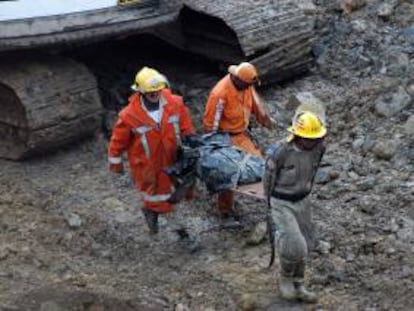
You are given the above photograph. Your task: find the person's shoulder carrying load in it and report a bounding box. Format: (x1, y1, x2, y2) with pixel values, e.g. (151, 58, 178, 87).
(165, 91, 327, 200)
(165, 133, 265, 194)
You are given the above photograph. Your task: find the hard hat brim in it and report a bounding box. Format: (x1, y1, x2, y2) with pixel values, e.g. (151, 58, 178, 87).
(228, 65, 238, 76)
(146, 84, 166, 93)
(131, 83, 165, 93)
(229, 64, 252, 83)
(287, 126, 327, 139)
(228, 64, 258, 84)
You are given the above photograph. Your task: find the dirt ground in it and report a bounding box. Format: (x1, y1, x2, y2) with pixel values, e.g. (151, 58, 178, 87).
(1, 1, 414, 310)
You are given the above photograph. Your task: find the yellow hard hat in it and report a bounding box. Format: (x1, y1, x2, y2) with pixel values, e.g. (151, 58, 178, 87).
(287, 111, 327, 139)
(228, 62, 258, 84)
(131, 67, 168, 93)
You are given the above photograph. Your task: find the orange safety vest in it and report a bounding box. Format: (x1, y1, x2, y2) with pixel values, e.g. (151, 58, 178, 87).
(203, 75, 270, 156)
(108, 88, 194, 213)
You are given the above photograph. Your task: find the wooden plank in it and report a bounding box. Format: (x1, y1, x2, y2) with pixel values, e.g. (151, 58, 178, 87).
(234, 182, 265, 200)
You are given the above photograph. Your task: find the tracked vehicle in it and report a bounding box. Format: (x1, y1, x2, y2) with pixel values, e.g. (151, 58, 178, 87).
(0, 0, 315, 159)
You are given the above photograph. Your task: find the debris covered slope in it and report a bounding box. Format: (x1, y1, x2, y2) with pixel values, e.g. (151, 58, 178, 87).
(0, 0, 413, 310)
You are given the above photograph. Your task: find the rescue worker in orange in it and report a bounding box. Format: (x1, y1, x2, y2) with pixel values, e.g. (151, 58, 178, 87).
(108, 67, 199, 252)
(203, 62, 276, 217)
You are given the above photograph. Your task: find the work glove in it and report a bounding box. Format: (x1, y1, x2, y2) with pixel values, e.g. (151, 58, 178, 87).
(109, 162, 124, 174)
(109, 162, 134, 189)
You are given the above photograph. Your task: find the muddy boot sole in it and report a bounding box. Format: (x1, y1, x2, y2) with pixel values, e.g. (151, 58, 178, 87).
(296, 290, 318, 303)
(295, 284, 318, 303)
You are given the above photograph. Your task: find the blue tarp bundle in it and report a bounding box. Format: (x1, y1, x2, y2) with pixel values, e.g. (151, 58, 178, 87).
(182, 133, 265, 193)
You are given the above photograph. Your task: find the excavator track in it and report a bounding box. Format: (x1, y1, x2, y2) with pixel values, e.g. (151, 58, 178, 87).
(0, 0, 315, 159)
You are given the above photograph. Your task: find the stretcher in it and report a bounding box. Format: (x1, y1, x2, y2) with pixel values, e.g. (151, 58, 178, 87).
(233, 182, 265, 200)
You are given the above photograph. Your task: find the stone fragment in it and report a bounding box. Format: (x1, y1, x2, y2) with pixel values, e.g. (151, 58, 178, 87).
(246, 221, 267, 246)
(175, 303, 190, 311)
(372, 139, 398, 161)
(377, 3, 396, 19)
(238, 293, 256, 311)
(404, 115, 414, 135)
(66, 213, 82, 228)
(341, 0, 367, 14)
(374, 87, 411, 117)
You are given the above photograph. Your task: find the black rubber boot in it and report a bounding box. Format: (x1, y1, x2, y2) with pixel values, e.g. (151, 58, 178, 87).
(142, 209, 159, 235)
(176, 229, 201, 254)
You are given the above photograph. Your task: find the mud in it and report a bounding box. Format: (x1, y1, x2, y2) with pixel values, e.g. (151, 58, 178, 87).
(1, 1, 414, 310)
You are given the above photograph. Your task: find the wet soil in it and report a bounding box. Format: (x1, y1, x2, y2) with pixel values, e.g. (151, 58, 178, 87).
(1, 1, 414, 310)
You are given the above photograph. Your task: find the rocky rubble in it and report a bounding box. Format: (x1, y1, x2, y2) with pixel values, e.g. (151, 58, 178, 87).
(0, 0, 413, 310)
(298, 1, 414, 309)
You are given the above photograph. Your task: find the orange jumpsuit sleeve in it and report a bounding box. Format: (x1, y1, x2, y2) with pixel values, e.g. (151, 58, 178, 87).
(203, 93, 225, 132)
(108, 117, 132, 164)
(251, 91, 272, 128)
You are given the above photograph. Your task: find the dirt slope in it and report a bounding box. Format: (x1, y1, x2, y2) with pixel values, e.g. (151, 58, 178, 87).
(0, 1, 414, 310)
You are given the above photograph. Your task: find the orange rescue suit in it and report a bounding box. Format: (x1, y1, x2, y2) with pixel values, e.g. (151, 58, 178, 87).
(108, 89, 195, 213)
(203, 74, 271, 156)
(203, 75, 271, 213)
